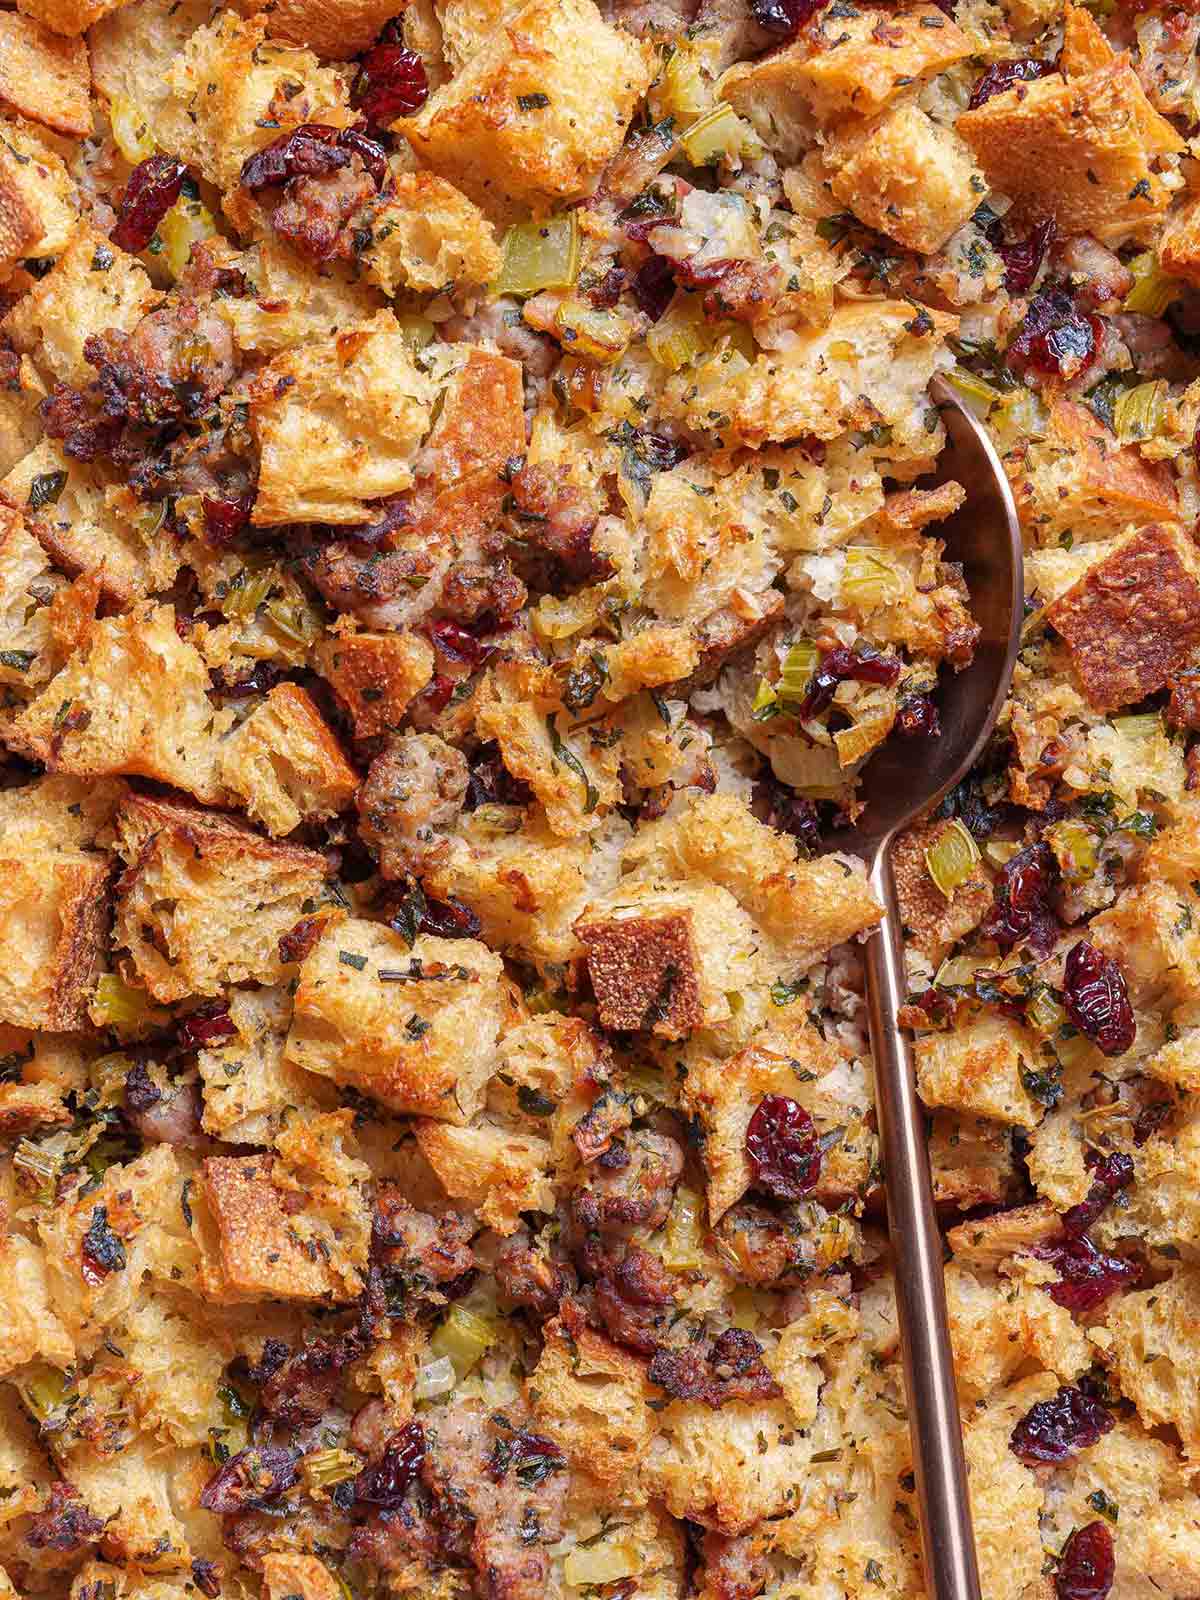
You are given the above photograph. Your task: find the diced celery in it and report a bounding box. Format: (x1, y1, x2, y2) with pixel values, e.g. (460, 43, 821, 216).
(414, 1354, 458, 1401)
(1025, 988, 1068, 1037)
(302, 1448, 361, 1489)
(646, 292, 708, 372)
(750, 677, 779, 721)
(429, 1305, 497, 1379)
(943, 365, 1004, 422)
(19, 1363, 70, 1422)
(924, 818, 981, 897)
(92, 973, 152, 1028)
(661, 1185, 705, 1269)
(1112, 712, 1162, 740)
(842, 547, 901, 608)
(678, 101, 761, 165)
(108, 95, 156, 164)
(1112, 379, 1166, 443)
(221, 566, 274, 620)
(494, 215, 580, 297)
(654, 37, 718, 125)
(1047, 820, 1099, 883)
(554, 298, 632, 364)
(394, 314, 436, 353)
(779, 640, 819, 702)
(1122, 252, 1184, 317)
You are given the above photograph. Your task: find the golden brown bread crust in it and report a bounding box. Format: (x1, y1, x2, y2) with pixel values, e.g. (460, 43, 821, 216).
(575, 906, 703, 1038)
(0, 12, 91, 135)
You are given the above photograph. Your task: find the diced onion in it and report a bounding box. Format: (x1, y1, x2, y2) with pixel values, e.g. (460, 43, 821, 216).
(779, 640, 818, 702)
(1122, 252, 1184, 317)
(1025, 988, 1068, 1037)
(108, 94, 156, 164)
(563, 1537, 640, 1587)
(554, 298, 632, 363)
(646, 291, 708, 371)
(92, 973, 152, 1027)
(1046, 820, 1099, 883)
(494, 215, 580, 298)
(413, 1354, 457, 1401)
(750, 676, 779, 720)
(158, 195, 216, 281)
(924, 818, 981, 898)
(1112, 379, 1166, 443)
(1111, 712, 1162, 740)
(943, 365, 1004, 421)
(394, 314, 436, 354)
(18, 1363, 69, 1421)
(678, 101, 761, 165)
(429, 1305, 497, 1378)
(661, 1185, 705, 1269)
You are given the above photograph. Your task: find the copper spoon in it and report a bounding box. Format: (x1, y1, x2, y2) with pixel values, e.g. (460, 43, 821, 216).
(832, 375, 1023, 1600)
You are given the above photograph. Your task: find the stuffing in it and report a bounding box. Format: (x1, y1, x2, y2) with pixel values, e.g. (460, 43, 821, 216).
(196, 985, 335, 1145)
(0, 505, 57, 690)
(64, 1436, 201, 1571)
(944, 1262, 1089, 1402)
(0, 1233, 74, 1376)
(112, 791, 329, 1002)
(14, 0, 135, 33)
(315, 628, 435, 741)
(790, 3, 972, 124)
(360, 173, 501, 295)
(89, 0, 213, 164)
(1090, 879, 1200, 1010)
(914, 1013, 1048, 1129)
(0, 13, 89, 137)
(107, 1294, 227, 1449)
(1159, 193, 1200, 288)
(413, 1119, 554, 1233)
(961, 1377, 1054, 1600)
(218, 683, 358, 836)
(1105, 1268, 1200, 1455)
(212, 234, 383, 354)
(284, 917, 506, 1120)
(261, 1554, 344, 1600)
(397, 0, 655, 220)
(0, 117, 75, 277)
(252, 0, 409, 57)
(891, 814, 993, 963)
(528, 1317, 652, 1500)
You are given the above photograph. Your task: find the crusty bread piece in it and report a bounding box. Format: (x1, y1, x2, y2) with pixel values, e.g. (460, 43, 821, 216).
(90, 0, 213, 164)
(914, 1012, 1047, 1129)
(261, 1555, 344, 1600)
(397, 0, 655, 221)
(946, 1263, 1089, 1403)
(360, 173, 501, 296)
(248, 312, 436, 526)
(15, 0, 135, 33)
(789, 3, 972, 123)
(0, 13, 89, 136)
(1091, 877, 1200, 1011)
(529, 1317, 653, 1500)
(718, 42, 819, 165)
(250, 0, 409, 57)
(218, 682, 358, 836)
(0, 119, 77, 282)
(1106, 1270, 1200, 1456)
(62, 1434, 199, 1571)
(413, 1118, 553, 1233)
(892, 815, 993, 964)
(1159, 193, 1200, 288)
(962, 1377, 1054, 1600)
(212, 233, 384, 354)
(315, 628, 435, 741)
(113, 791, 329, 1002)
(196, 984, 335, 1144)
(0, 1232, 75, 1376)
(14, 603, 225, 801)
(0, 504, 57, 690)
(284, 918, 506, 1120)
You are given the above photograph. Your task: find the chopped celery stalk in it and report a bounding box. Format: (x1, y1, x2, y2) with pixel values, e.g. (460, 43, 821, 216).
(1122, 252, 1183, 317)
(563, 1538, 640, 1587)
(655, 38, 717, 124)
(109, 94, 156, 163)
(554, 298, 632, 363)
(679, 101, 754, 165)
(414, 1354, 458, 1400)
(1112, 379, 1166, 442)
(525, 987, 566, 1015)
(222, 567, 274, 619)
(395, 314, 436, 353)
(264, 597, 322, 646)
(729, 1287, 757, 1329)
(92, 973, 152, 1028)
(1112, 712, 1162, 740)
(661, 1185, 705, 1269)
(1047, 820, 1099, 883)
(779, 640, 819, 702)
(19, 1363, 69, 1421)
(159, 196, 216, 280)
(842, 547, 901, 608)
(493, 215, 580, 297)
(1026, 988, 1068, 1037)
(750, 676, 779, 720)
(302, 1448, 361, 1489)
(429, 1305, 497, 1378)
(924, 818, 981, 898)
(469, 803, 526, 834)
(646, 292, 708, 371)
(934, 954, 977, 989)
(944, 365, 1004, 421)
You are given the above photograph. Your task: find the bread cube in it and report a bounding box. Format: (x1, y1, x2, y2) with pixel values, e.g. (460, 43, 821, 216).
(790, 3, 972, 123)
(1106, 1270, 1200, 1456)
(15, 0, 134, 33)
(947, 1200, 1060, 1270)
(218, 683, 358, 836)
(255, 0, 410, 57)
(1159, 193, 1200, 287)
(14, 603, 224, 801)
(0, 118, 75, 277)
(90, 0, 213, 165)
(0, 506, 56, 690)
(397, 0, 655, 220)
(0, 1234, 74, 1377)
(1090, 879, 1200, 1010)
(962, 1379, 1053, 1600)
(929, 1113, 1019, 1211)
(0, 12, 89, 136)
(284, 917, 506, 1121)
(892, 815, 993, 962)
(958, 56, 1185, 236)
(249, 312, 436, 526)
(197, 985, 335, 1144)
(945, 1263, 1088, 1403)
(825, 105, 985, 255)
(413, 1119, 553, 1233)
(315, 629, 434, 741)
(718, 41, 820, 164)
(528, 1317, 652, 1499)
(361, 173, 501, 296)
(113, 792, 329, 1002)
(111, 1294, 226, 1449)
(576, 878, 764, 1039)
(66, 1436, 197, 1571)
(914, 1013, 1047, 1128)
(262, 1555, 344, 1600)
(0, 839, 107, 1032)
(213, 235, 383, 355)
(1045, 523, 1200, 712)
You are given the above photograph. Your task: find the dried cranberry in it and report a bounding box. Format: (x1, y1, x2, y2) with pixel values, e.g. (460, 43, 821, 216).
(751, 776, 821, 857)
(200, 1445, 300, 1514)
(1008, 287, 1101, 379)
(465, 744, 533, 810)
(123, 1061, 162, 1115)
(968, 56, 1056, 110)
(1010, 1384, 1114, 1465)
(352, 41, 429, 124)
(428, 618, 484, 666)
(240, 125, 350, 192)
(111, 154, 188, 254)
(418, 673, 455, 715)
(336, 124, 389, 189)
(354, 1422, 426, 1508)
(980, 841, 1059, 956)
(632, 255, 676, 323)
(191, 1560, 221, 1599)
(81, 1206, 126, 1286)
(345, 493, 412, 546)
(1061, 1150, 1134, 1236)
(1036, 1233, 1140, 1312)
(177, 1000, 237, 1051)
(750, 0, 821, 34)
(210, 661, 286, 700)
(797, 646, 901, 722)
(587, 266, 626, 309)
(745, 1095, 822, 1200)
(1062, 942, 1135, 1057)
(895, 694, 941, 738)
(201, 494, 252, 546)
(487, 1427, 564, 1485)
(1056, 1522, 1115, 1600)
(417, 893, 482, 940)
(993, 217, 1057, 296)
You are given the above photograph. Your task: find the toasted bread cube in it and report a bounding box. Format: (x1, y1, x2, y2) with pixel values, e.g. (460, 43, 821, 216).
(962, 1379, 1053, 1600)
(66, 1436, 197, 1572)
(315, 629, 435, 741)
(197, 984, 335, 1144)
(1159, 193, 1200, 288)
(2, 225, 155, 389)
(0, 118, 75, 276)
(1106, 1270, 1200, 1456)
(285, 918, 506, 1121)
(914, 1013, 1047, 1129)
(0, 1234, 74, 1377)
(825, 105, 984, 255)
(212, 234, 383, 354)
(576, 879, 764, 1039)
(0, 846, 107, 1032)
(397, 0, 655, 220)
(262, 1555, 344, 1600)
(0, 506, 56, 690)
(111, 1294, 227, 1449)
(947, 1200, 1060, 1270)
(0, 13, 89, 136)
(114, 792, 329, 1002)
(15, 0, 134, 33)
(529, 1317, 652, 1499)
(219, 683, 358, 837)
(946, 1263, 1089, 1403)
(1015, 400, 1178, 547)
(413, 1119, 553, 1233)
(791, 4, 971, 123)
(958, 56, 1185, 236)
(1090, 879, 1200, 1010)
(14, 603, 224, 801)
(892, 816, 992, 963)
(255, 0, 411, 56)
(90, 0, 213, 163)
(361, 173, 501, 295)
(930, 1113, 1019, 1212)
(718, 42, 819, 164)
(249, 313, 436, 526)
(1045, 523, 1200, 712)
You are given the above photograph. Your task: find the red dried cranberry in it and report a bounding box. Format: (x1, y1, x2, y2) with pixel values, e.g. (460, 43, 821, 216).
(419, 673, 455, 715)
(210, 661, 286, 700)
(487, 1427, 564, 1485)
(1056, 1522, 1115, 1600)
(980, 841, 1059, 956)
(1008, 288, 1101, 379)
(745, 1095, 822, 1200)
(993, 218, 1057, 296)
(111, 155, 188, 254)
(352, 41, 429, 124)
(200, 1445, 300, 1514)
(353, 1422, 426, 1508)
(191, 1560, 221, 1599)
(1010, 1384, 1114, 1465)
(752, 776, 821, 857)
(465, 744, 533, 810)
(587, 266, 626, 309)
(177, 1001, 237, 1051)
(201, 494, 252, 546)
(632, 255, 676, 323)
(81, 1205, 126, 1286)
(1036, 1233, 1140, 1312)
(345, 493, 412, 546)
(1061, 1150, 1134, 1236)
(1062, 941, 1135, 1057)
(418, 894, 483, 939)
(123, 1062, 161, 1115)
(968, 56, 1056, 110)
(895, 694, 941, 738)
(337, 124, 389, 189)
(796, 646, 901, 722)
(239, 125, 350, 193)
(751, 0, 821, 35)
(428, 618, 484, 666)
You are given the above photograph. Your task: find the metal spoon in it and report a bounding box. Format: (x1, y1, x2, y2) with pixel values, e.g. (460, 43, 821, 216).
(834, 375, 1023, 1600)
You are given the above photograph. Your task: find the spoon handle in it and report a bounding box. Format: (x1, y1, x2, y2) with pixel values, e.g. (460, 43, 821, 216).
(864, 847, 982, 1600)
